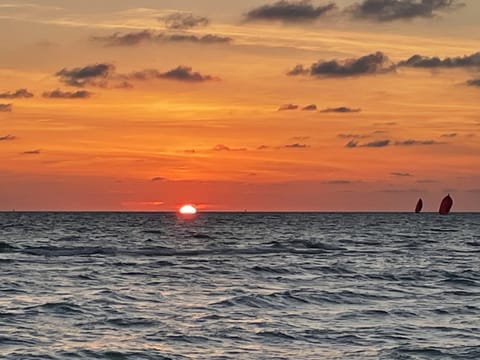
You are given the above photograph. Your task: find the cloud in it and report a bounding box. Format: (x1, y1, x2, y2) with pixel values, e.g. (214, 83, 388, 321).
(42, 89, 92, 99)
(302, 104, 317, 111)
(0, 135, 16, 141)
(338, 133, 369, 139)
(212, 144, 247, 151)
(467, 78, 480, 87)
(288, 52, 395, 77)
(55, 63, 115, 87)
(441, 133, 457, 138)
(0, 104, 12, 112)
(127, 66, 217, 83)
(398, 51, 480, 68)
(284, 143, 310, 148)
(92, 31, 232, 47)
(362, 139, 390, 147)
(163, 12, 209, 30)
(278, 103, 299, 111)
(321, 106, 361, 113)
(345, 140, 359, 148)
(416, 179, 438, 183)
(0, 88, 34, 99)
(22, 149, 41, 155)
(395, 139, 443, 145)
(325, 180, 351, 184)
(151, 177, 166, 182)
(257, 145, 270, 150)
(349, 0, 464, 22)
(245, 0, 336, 22)
(390, 172, 411, 177)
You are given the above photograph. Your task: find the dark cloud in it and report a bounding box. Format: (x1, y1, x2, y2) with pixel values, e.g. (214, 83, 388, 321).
(398, 51, 480, 68)
(391, 172, 411, 177)
(0, 88, 34, 99)
(212, 144, 247, 151)
(92, 31, 232, 46)
(0, 104, 12, 112)
(338, 133, 368, 139)
(127, 66, 217, 83)
(163, 12, 210, 30)
(0, 135, 16, 141)
(362, 139, 391, 147)
(395, 139, 443, 145)
(257, 145, 270, 150)
(164, 33, 232, 44)
(42, 89, 92, 99)
(321, 106, 361, 113)
(245, 0, 336, 22)
(349, 0, 464, 22)
(151, 177, 166, 181)
(284, 143, 310, 148)
(56, 63, 115, 87)
(345, 140, 359, 148)
(302, 104, 317, 111)
(22, 149, 41, 155)
(278, 103, 299, 111)
(467, 78, 480, 87)
(289, 52, 395, 77)
(325, 180, 351, 184)
(440, 133, 457, 138)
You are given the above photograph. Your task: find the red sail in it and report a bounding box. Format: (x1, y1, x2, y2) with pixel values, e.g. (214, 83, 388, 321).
(415, 198, 423, 213)
(439, 194, 453, 215)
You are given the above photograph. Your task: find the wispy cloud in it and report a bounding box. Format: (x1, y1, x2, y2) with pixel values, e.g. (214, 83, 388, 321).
(467, 78, 480, 87)
(162, 12, 209, 30)
(325, 179, 351, 184)
(440, 133, 457, 138)
(302, 104, 317, 111)
(288, 52, 395, 77)
(43, 89, 92, 99)
(0, 88, 34, 99)
(22, 149, 41, 155)
(321, 106, 361, 113)
(212, 144, 247, 151)
(395, 139, 443, 145)
(0, 134, 16, 141)
(284, 143, 310, 148)
(151, 177, 167, 182)
(0, 104, 12, 112)
(347, 138, 444, 148)
(391, 172, 411, 177)
(278, 103, 299, 111)
(245, 0, 336, 22)
(91, 30, 232, 47)
(348, 0, 464, 22)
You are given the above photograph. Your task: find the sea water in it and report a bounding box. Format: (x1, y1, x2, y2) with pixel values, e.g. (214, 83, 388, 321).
(1, 212, 479, 359)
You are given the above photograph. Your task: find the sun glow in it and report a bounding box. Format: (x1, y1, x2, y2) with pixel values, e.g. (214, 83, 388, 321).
(179, 204, 197, 215)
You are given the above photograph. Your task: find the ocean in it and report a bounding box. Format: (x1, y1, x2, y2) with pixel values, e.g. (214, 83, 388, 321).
(1, 212, 479, 359)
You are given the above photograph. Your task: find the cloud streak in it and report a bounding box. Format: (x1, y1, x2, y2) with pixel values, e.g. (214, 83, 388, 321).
(0, 89, 34, 99)
(43, 89, 93, 99)
(398, 51, 480, 68)
(0, 135, 16, 141)
(163, 12, 209, 30)
(126, 66, 218, 83)
(91, 31, 232, 47)
(349, 0, 464, 22)
(321, 106, 361, 113)
(245, 0, 336, 22)
(288, 52, 395, 77)
(346, 138, 444, 148)
(278, 103, 299, 111)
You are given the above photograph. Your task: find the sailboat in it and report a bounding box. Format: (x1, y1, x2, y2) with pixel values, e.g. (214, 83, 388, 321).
(415, 198, 423, 213)
(439, 194, 453, 215)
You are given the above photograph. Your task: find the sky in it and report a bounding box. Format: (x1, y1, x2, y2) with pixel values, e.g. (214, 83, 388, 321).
(0, 0, 479, 211)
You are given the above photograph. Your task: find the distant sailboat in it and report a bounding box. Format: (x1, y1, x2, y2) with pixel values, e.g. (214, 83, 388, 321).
(439, 194, 453, 215)
(415, 198, 423, 213)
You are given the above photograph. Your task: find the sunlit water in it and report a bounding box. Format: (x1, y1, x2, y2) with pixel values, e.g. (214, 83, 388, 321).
(1, 212, 479, 359)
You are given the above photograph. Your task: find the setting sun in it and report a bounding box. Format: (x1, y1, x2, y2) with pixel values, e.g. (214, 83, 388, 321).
(179, 204, 197, 215)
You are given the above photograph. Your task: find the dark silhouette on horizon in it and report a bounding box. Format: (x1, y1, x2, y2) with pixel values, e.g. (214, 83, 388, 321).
(439, 194, 453, 215)
(415, 198, 423, 213)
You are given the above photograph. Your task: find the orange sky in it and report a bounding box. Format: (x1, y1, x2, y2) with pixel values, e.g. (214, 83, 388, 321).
(1, 0, 479, 211)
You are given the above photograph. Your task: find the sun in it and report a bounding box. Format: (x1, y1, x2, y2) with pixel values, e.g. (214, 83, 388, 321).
(179, 204, 197, 215)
